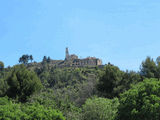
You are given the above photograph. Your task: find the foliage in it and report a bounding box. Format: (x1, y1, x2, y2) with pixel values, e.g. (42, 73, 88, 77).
(0, 97, 65, 120)
(9, 65, 102, 119)
(156, 56, 160, 64)
(6, 64, 42, 102)
(0, 97, 26, 120)
(117, 78, 160, 120)
(42, 56, 51, 64)
(28, 89, 82, 120)
(97, 64, 123, 98)
(140, 56, 160, 80)
(0, 61, 4, 71)
(97, 64, 141, 98)
(51, 73, 99, 107)
(0, 78, 8, 97)
(22, 103, 65, 120)
(36, 66, 100, 89)
(156, 62, 160, 79)
(140, 56, 157, 78)
(82, 97, 119, 120)
(2, 55, 160, 120)
(19, 54, 33, 64)
(121, 70, 142, 91)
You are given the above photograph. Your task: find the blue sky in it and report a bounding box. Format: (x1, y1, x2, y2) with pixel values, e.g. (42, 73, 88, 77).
(0, 0, 160, 71)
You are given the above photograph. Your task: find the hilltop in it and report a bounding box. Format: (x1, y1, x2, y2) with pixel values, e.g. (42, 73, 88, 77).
(1, 56, 160, 120)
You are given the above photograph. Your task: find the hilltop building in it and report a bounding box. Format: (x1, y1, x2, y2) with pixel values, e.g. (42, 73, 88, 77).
(65, 47, 78, 60)
(28, 47, 103, 69)
(63, 47, 102, 67)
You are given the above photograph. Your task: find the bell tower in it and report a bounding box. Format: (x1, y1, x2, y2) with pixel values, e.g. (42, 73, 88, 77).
(65, 47, 69, 60)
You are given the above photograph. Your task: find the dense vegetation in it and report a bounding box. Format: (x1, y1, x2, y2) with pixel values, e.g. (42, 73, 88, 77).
(0, 56, 160, 120)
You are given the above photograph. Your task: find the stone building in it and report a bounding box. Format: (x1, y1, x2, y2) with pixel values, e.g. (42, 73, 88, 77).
(64, 47, 102, 67)
(65, 47, 78, 60)
(29, 48, 103, 69)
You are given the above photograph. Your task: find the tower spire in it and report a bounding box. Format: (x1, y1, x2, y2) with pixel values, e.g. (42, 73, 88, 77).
(65, 47, 69, 60)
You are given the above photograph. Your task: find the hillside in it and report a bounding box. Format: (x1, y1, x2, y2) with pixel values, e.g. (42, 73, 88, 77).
(0, 56, 160, 120)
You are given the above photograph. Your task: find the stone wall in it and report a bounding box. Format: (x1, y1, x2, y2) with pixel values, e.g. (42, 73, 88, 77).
(69, 58, 102, 67)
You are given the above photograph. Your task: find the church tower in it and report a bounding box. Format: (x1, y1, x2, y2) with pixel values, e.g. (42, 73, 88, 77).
(65, 47, 70, 60)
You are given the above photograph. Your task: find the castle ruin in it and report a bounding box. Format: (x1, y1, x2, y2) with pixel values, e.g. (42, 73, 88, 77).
(28, 47, 103, 69)
(62, 47, 102, 67)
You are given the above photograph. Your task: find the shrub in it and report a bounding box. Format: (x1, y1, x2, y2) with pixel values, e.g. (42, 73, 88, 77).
(82, 97, 119, 120)
(117, 78, 160, 120)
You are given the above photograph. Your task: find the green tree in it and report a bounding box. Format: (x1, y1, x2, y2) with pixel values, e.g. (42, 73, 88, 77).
(82, 97, 119, 120)
(140, 56, 157, 78)
(19, 54, 29, 64)
(0, 78, 8, 97)
(47, 56, 51, 63)
(97, 64, 124, 98)
(117, 78, 160, 120)
(30, 55, 33, 63)
(6, 65, 42, 102)
(22, 103, 65, 120)
(121, 70, 142, 90)
(42, 56, 47, 63)
(28, 89, 81, 120)
(0, 61, 4, 71)
(19, 54, 33, 64)
(0, 97, 26, 120)
(156, 56, 160, 64)
(156, 62, 160, 80)
(0, 97, 65, 120)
